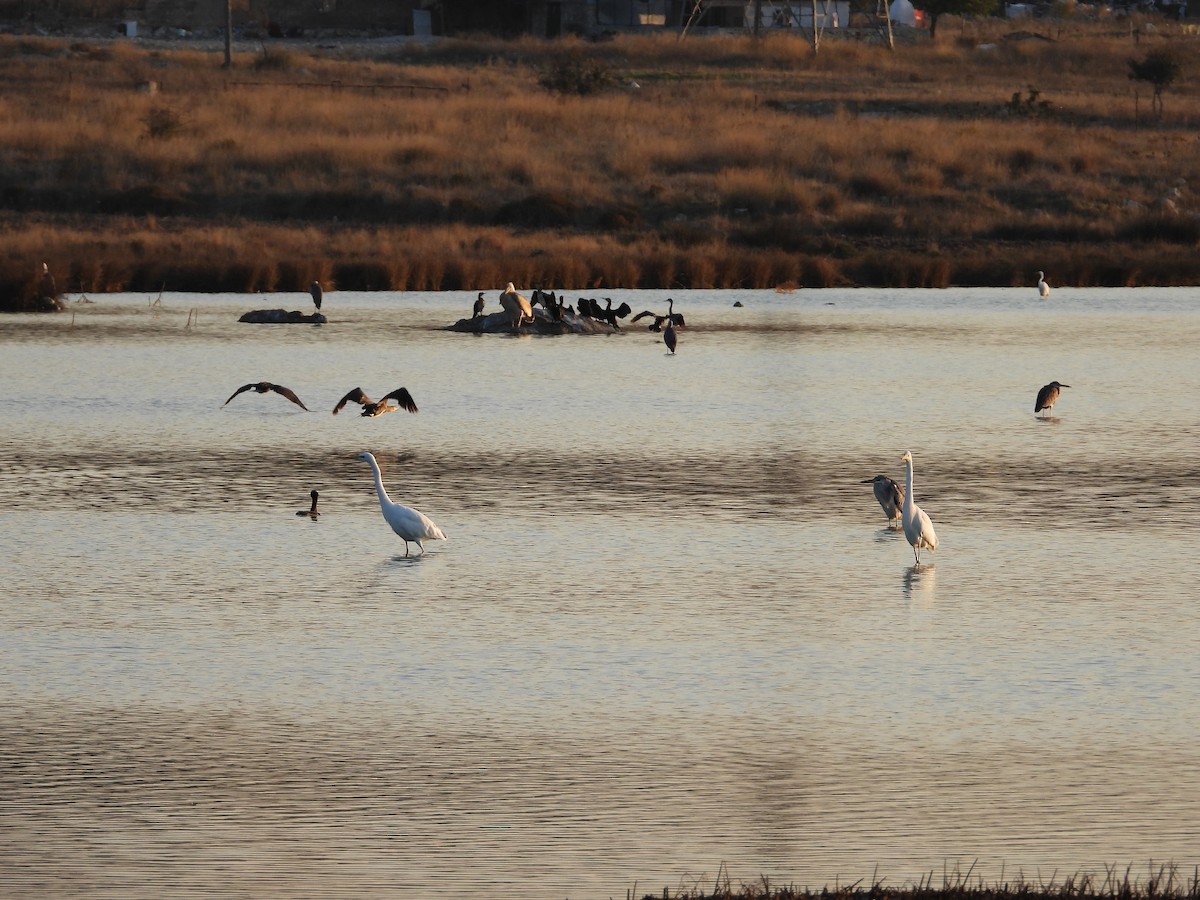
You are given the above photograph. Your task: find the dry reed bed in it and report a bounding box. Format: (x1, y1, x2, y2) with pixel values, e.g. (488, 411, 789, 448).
(2, 22, 1200, 301)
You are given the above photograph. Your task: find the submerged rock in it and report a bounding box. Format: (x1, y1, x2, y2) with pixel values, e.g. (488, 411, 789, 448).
(446, 307, 618, 335)
(239, 308, 327, 324)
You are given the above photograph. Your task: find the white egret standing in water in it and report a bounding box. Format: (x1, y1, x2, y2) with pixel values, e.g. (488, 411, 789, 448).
(356, 451, 447, 557)
(1038, 271, 1050, 298)
(900, 450, 938, 566)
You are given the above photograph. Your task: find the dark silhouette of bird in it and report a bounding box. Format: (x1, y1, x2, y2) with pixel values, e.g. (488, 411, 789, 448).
(631, 298, 685, 332)
(39, 262, 57, 301)
(310, 280, 323, 310)
(1035, 381, 1069, 417)
(631, 310, 669, 332)
(664, 319, 678, 354)
(861, 474, 904, 526)
(332, 386, 419, 417)
(296, 489, 320, 518)
(596, 298, 632, 329)
(473, 292, 485, 318)
(665, 297, 685, 327)
(223, 382, 308, 410)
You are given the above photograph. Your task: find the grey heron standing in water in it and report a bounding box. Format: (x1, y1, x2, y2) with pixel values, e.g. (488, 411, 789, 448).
(1035, 381, 1069, 417)
(861, 474, 904, 526)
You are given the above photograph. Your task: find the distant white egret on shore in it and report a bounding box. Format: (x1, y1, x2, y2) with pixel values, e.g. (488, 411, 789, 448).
(1038, 271, 1050, 298)
(356, 451, 446, 557)
(900, 450, 938, 566)
(1035, 381, 1069, 417)
(499, 282, 533, 331)
(861, 474, 904, 526)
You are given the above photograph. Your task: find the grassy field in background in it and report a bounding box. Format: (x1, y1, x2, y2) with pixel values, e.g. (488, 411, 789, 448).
(2, 17, 1200, 306)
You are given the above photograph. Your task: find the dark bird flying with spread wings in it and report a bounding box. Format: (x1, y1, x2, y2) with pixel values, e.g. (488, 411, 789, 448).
(332, 386, 419, 417)
(223, 382, 308, 410)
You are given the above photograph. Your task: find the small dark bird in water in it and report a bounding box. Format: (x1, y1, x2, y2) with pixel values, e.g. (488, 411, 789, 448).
(664, 320, 678, 354)
(223, 382, 308, 410)
(861, 474, 904, 525)
(1035, 381, 1069, 417)
(332, 386, 419, 417)
(296, 489, 320, 518)
(310, 280, 323, 310)
(473, 292, 485, 318)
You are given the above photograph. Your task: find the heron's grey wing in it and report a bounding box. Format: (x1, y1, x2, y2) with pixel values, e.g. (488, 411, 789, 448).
(270, 384, 308, 410)
(1035, 384, 1053, 411)
(223, 383, 255, 405)
(332, 387, 369, 415)
(381, 387, 418, 414)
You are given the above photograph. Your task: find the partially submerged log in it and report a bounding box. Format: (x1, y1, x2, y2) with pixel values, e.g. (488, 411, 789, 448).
(239, 308, 327, 324)
(446, 307, 619, 335)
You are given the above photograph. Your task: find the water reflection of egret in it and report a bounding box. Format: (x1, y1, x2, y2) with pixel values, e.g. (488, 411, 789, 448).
(900, 450, 938, 566)
(903, 563, 937, 605)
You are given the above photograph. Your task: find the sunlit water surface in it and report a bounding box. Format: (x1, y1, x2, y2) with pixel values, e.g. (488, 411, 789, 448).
(2, 288, 1198, 898)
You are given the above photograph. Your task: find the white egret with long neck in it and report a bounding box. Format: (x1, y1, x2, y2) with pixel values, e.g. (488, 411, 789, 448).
(900, 450, 938, 565)
(356, 451, 447, 557)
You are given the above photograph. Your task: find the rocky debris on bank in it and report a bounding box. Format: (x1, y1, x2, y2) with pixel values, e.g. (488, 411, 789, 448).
(239, 308, 327, 324)
(446, 307, 620, 335)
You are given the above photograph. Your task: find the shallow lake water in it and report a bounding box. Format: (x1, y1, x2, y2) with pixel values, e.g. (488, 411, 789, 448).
(1, 287, 1198, 898)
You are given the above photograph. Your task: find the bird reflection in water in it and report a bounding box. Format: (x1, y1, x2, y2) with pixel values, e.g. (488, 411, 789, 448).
(903, 564, 937, 606)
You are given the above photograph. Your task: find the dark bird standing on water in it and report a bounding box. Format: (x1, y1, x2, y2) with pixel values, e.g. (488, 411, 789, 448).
(664, 319, 678, 354)
(861, 474, 904, 526)
(1035, 381, 1069, 417)
(473, 292, 485, 318)
(332, 386, 419, 417)
(296, 490, 320, 518)
(223, 382, 308, 410)
(310, 281, 323, 310)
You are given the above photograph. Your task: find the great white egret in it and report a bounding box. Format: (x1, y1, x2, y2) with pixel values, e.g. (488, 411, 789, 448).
(356, 451, 447, 557)
(1038, 271, 1050, 298)
(332, 386, 419, 417)
(296, 490, 320, 518)
(664, 319, 678, 354)
(223, 382, 308, 410)
(1035, 381, 1069, 417)
(900, 450, 938, 565)
(310, 280, 323, 310)
(861, 474, 904, 525)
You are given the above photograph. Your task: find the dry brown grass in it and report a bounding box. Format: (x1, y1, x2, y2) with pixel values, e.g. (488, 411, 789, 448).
(2, 20, 1200, 304)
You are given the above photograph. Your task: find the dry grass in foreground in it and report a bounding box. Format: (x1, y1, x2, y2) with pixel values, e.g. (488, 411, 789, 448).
(634, 862, 1200, 900)
(2, 19, 1200, 304)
